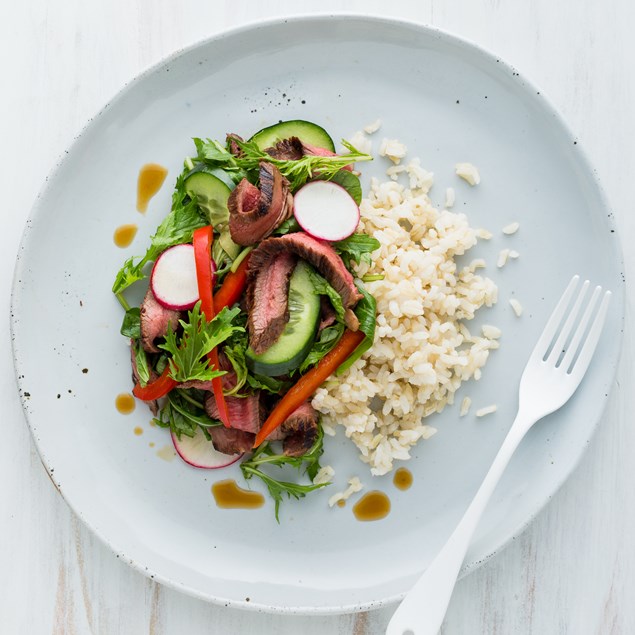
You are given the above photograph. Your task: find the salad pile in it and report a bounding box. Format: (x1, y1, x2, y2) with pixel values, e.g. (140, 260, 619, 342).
(113, 120, 380, 518)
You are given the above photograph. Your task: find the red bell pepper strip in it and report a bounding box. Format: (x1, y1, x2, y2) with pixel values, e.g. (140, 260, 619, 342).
(192, 226, 215, 318)
(192, 226, 231, 428)
(253, 329, 365, 447)
(133, 366, 178, 401)
(214, 253, 251, 311)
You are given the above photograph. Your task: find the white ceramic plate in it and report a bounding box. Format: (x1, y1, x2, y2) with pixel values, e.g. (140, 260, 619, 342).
(12, 16, 624, 614)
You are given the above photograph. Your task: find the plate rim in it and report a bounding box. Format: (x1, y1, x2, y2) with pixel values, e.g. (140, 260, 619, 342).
(11, 12, 626, 615)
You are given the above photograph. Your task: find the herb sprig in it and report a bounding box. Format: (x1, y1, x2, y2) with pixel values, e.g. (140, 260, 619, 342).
(159, 303, 243, 383)
(240, 426, 329, 521)
(193, 137, 372, 192)
(153, 389, 222, 439)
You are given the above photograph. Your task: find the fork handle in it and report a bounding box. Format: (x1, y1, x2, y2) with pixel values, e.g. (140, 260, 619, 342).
(386, 410, 536, 635)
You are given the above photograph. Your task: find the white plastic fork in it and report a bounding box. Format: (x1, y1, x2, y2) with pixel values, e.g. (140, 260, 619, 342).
(386, 275, 612, 635)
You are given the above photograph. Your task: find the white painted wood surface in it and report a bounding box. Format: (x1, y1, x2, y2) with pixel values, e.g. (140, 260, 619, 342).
(2, 1, 634, 633)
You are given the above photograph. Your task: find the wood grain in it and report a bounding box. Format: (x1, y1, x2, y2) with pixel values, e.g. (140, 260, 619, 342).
(2, 1, 634, 634)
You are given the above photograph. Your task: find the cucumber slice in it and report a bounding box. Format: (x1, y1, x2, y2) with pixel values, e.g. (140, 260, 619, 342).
(186, 164, 237, 189)
(246, 260, 320, 377)
(184, 172, 232, 226)
(185, 172, 241, 259)
(250, 120, 335, 153)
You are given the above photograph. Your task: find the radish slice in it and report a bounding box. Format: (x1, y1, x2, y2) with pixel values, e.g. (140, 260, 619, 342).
(293, 181, 360, 241)
(151, 244, 214, 310)
(171, 427, 242, 469)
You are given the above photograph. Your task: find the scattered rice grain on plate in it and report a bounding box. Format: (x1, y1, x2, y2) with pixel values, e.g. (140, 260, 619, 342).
(405, 158, 434, 191)
(312, 465, 335, 486)
(503, 221, 520, 235)
(455, 162, 481, 185)
(482, 325, 502, 339)
(379, 138, 408, 164)
(364, 119, 382, 134)
(497, 248, 510, 268)
(328, 476, 364, 508)
(460, 397, 472, 417)
(509, 250, 520, 259)
(476, 404, 497, 417)
(312, 154, 499, 475)
(445, 187, 456, 208)
(510, 298, 523, 317)
(386, 164, 407, 180)
(476, 228, 493, 240)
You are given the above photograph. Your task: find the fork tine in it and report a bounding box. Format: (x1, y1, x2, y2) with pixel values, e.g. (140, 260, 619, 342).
(545, 279, 590, 364)
(559, 285, 601, 370)
(564, 289, 611, 376)
(530, 275, 580, 361)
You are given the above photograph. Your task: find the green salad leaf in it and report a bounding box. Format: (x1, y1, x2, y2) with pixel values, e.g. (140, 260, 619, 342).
(221, 322, 250, 397)
(240, 426, 329, 521)
(299, 322, 345, 373)
(307, 269, 345, 322)
(333, 233, 381, 268)
(337, 283, 376, 374)
(154, 389, 222, 439)
(159, 304, 243, 383)
(246, 373, 292, 394)
(133, 340, 151, 386)
(273, 217, 301, 235)
(120, 308, 141, 338)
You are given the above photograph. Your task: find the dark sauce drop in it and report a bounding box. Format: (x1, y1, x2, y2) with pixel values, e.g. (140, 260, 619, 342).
(353, 490, 391, 521)
(137, 163, 168, 213)
(393, 467, 413, 491)
(212, 480, 265, 510)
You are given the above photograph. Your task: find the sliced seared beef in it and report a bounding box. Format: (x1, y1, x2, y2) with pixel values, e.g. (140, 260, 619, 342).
(265, 136, 304, 161)
(319, 296, 337, 331)
(246, 251, 297, 354)
(280, 401, 319, 457)
(248, 233, 362, 331)
(228, 162, 293, 246)
(209, 426, 254, 455)
(139, 287, 181, 353)
(228, 178, 261, 223)
(204, 392, 262, 434)
(226, 133, 244, 157)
